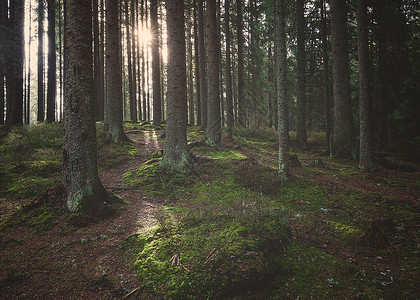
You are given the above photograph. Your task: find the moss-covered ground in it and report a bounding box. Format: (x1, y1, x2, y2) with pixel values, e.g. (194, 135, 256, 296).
(0, 123, 419, 299)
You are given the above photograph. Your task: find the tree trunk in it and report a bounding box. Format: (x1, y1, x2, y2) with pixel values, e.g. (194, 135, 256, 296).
(330, 0, 356, 158)
(273, 6, 278, 131)
(187, 6, 194, 125)
(217, 0, 223, 128)
(7, 0, 24, 125)
(151, 0, 161, 126)
(135, 0, 142, 120)
(37, 0, 45, 122)
(321, 0, 331, 153)
(1, 0, 7, 124)
(268, 46, 274, 128)
(225, 0, 233, 140)
(198, 0, 207, 131)
(145, 3, 150, 121)
(161, 0, 192, 172)
(130, 0, 137, 122)
(237, 0, 245, 128)
(374, 0, 391, 151)
(93, 0, 100, 120)
(104, 0, 129, 143)
(205, 0, 221, 147)
(58, 0, 63, 121)
(159, 2, 165, 121)
(125, 0, 134, 121)
(194, 0, 201, 126)
(46, 0, 56, 122)
(25, 0, 32, 124)
(275, 0, 289, 181)
(120, 1, 127, 120)
(357, 0, 373, 171)
(63, 0, 107, 212)
(296, 0, 306, 148)
(99, 0, 105, 120)
(141, 0, 146, 120)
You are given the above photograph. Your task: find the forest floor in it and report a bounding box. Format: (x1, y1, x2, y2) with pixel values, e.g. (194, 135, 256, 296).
(0, 123, 419, 299)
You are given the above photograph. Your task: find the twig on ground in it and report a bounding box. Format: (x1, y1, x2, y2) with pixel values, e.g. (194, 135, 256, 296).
(122, 287, 140, 299)
(205, 248, 218, 264)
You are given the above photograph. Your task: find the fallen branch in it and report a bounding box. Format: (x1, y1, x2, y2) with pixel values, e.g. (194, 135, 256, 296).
(169, 253, 190, 272)
(205, 248, 217, 260)
(170, 253, 180, 266)
(205, 248, 218, 264)
(122, 287, 140, 299)
(179, 264, 190, 272)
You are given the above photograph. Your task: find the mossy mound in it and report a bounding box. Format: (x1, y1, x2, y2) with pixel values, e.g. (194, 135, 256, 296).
(124, 206, 290, 298)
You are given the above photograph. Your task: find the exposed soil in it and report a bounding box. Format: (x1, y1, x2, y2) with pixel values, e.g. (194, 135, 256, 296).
(0, 132, 164, 299)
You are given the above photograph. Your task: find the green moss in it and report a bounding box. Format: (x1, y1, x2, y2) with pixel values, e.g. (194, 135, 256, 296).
(0, 123, 64, 207)
(120, 137, 292, 298)
(15, 203, 59, 233)
(125, 206, 290, 298)
(330, 221, 364, 243)
(274, 242, 359, 299)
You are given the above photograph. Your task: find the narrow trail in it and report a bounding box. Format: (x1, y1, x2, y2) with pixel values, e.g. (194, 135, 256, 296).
(99, 131, 163, 236)
(0, 131, 165, 299)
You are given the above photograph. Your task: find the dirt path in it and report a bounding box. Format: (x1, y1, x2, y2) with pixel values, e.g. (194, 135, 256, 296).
(0, 131, 163, 299)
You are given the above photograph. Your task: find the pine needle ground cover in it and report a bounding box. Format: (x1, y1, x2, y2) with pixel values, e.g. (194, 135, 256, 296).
(0, 123, 419, 299)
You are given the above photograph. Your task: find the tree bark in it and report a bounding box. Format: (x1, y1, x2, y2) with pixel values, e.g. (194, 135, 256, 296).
(275, 0, 289, 181)
(151, 0, 161, 126)
(135, 0, 142, 120)
(225, 0, 233, 140)
(194, 0, 201, 126)
(198, 0, 207, 131)
(93, 0, 101, 120)
(330, 0, 356, 158)
(321, 0, 331, 153)
(99, 0, 105, 120)
(0, 0, 7, 124)
(141, 0, 146, 120)
(357, 0, 373, 171)
(7, 0, 24, 125)
(58, 0, 63, 120)
(296, 0, 307, 148)
(268, 46, 274, 128)
(237, 0, 246, 128)
(25, 0, 32, 124)
(161, 0, 192, 172)
(374, 0, 391, 151)
(104, 0, 129, 143)
(46, 0, 56, 122)
(205, 0, 221, 147)
(125, 0, 135, 121)
(37, 0, 45, 122)
(63, 0, 107, 212)
(130, 0, 137, 122)
(145, 3, 150, 121)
